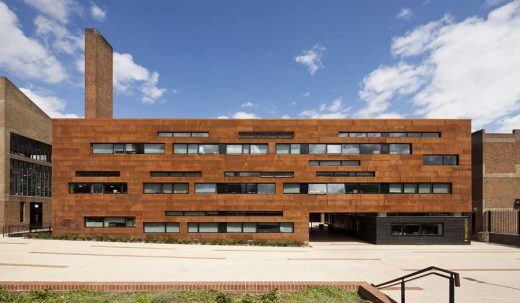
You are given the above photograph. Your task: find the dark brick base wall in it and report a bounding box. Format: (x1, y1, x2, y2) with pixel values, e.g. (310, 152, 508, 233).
(329, 215, 471, 245)
(488, 233, 520, 247)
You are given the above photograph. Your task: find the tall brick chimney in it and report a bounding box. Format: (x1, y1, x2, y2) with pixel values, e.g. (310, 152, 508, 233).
(85, 29, 113, 119)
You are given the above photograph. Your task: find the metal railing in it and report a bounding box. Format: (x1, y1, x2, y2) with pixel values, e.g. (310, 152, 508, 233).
(373, 266, 460, 303)
(2, 224, 52, 237)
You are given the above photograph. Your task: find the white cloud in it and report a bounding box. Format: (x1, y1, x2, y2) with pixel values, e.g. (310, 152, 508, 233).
(0, 2, 67, 83)
(217, 111, 259, 119)
(358, 0, 520, 130)
(20, 87, 79, 118)
(241, 102, 254, 108)
(303, 92, 311, 97)
(90, 3, 106, 21)
(486, 0, 510, 7)
(397, 8, 414, 20)
(391, 15, 452, 57)
(281, 114, 291, 119)
(498, 114, 520, 132)
(294, 44, 325, 75)
(113, 52, 167, 104)
(23, 0, 79, 23)
(357, 62, 430, 117)
(34, 15, 83, 55)
(300, 97, 350, 118)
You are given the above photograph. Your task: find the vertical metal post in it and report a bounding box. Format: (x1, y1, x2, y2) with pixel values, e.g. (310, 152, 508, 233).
(449, 275, 455, 303)
(401, 279, 405, 303)
(487, 211, 492, 233)
(517, 210, 520, 236)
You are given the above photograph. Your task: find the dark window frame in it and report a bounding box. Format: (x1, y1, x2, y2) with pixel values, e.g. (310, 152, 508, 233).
(69, 183, 127, 194)
(143, 183, 189, 194)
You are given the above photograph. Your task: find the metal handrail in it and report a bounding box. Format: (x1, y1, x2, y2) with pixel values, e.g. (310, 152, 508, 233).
(372, 266, 460, 303)
(2, 224, 52, 237)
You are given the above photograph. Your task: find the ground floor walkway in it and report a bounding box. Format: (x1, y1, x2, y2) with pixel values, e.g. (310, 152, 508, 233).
(0, 237, 519, 303)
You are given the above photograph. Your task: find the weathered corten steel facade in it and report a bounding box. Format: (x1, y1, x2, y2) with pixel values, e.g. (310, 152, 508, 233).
(52, 118, 472, 243)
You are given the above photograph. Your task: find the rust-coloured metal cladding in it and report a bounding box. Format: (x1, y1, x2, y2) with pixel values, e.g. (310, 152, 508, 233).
(52, 118, 472, 241)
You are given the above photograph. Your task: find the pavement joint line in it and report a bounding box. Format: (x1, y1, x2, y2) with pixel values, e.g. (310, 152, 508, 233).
(29, 251, 226, 260)
(90, 245, 176, 250)
(214, 249, 309, 253)
(403, 269, 520, 271)
(0, 242, 27, 245)
(0, 263, 68, 268)
(287, 258, 381, 261)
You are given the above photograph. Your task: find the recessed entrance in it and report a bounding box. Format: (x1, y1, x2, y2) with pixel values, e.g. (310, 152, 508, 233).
(309, 212, 367, 242)
(29, 202, 42, 228)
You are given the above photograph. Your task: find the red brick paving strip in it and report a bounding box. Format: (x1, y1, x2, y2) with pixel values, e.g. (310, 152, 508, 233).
(0, 281, 394, 302)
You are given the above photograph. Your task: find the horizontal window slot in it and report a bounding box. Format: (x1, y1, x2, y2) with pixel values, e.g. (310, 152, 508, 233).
(238, 132, 294, 139)
(150, 171, 202, 177)
(92, 143, 164, 154)
(339, 132, 440, 138)
(224, 171, 293, 178)
(76, 171, 120, 177)
(85, 217, 135, 228)
(69, 183, 127, 194)
(316, 171, 375, 177)
(195, 183, 275, 194)
(276, 143, 411, 155)
(283, 183, 451, 194)
(165, 211, 283, 217)
(158, 132, 209, 138)
(423, 155, 459, 166)
(188, 222, 293, 233)
(144, 183, 189, 194)
(173, 144, 268, 155)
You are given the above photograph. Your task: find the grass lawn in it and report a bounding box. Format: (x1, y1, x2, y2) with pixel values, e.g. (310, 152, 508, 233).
(0, 286, 371, 303)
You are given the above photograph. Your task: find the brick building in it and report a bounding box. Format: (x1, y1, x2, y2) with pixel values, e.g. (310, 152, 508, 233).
(51, 29, 472, 244)
(0, 77, 52, 232)
(472, 129, 520, 235)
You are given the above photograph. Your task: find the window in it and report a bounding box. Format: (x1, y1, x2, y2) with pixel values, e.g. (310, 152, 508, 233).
(92, 143, 164, 154)
(308, 184, 327, 194)
(389, 184, 403, 193)
(327, 184, 346, 194)
(92, 144, 113, 154)
(391, 223, 444, 236)
(257, 183, 276, 194)
(76, 171, 120, 177)
(423, 155, 458, 165)
(359, 144, 381, 154)
(10, 159, 52, 197)
(243, 223, 257, 233)
(227, 223, 243, 233)
(326, 144, 342, 154)
(158, 132, 208, 137)
(144, 144, 164, 154)
(199, 144, 219, 154)
(85, 217, 135, 228)
(150, 171, 202, 177)
(421, 223, 443, 235)
(257, 223, 280, 233)
(403, 184, 417, 194)
(280, 223, 294, 233)
(144, 222, 180, 233)
(9, 133, 52, 162)
(195, 183, 217, 193)
(359, 184, 380, 193)
(283, 183, 301, 194)
(342, 144, 360, 154)
(199, 223, 218, 233)
(226, 145, 243, 154)
(418, 184, 432, 194)
(391, 224, 402, 235)
(69, 183, 127, 194)
(403, 224, 420, 235)
(316, 171, 374, 177)
(239, 132, 294, 138)
(165, 211, 283, 217)
(144, 183, 188, 194)
(19, 202, 24, 222)
(389, 144, 411, 154)
(276, 144, 301, 154)
(309, 144, 326, 154)
(339, 132, 440, 138)
(309, 160, 360, 166)
(432, 183, 451, 194)
(250, 144, 268, 154)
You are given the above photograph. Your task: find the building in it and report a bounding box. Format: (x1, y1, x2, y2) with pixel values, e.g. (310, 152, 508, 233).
(0, 77, 52, 232)
(51, 29, 472, 244)
(472, 129, 520, 235)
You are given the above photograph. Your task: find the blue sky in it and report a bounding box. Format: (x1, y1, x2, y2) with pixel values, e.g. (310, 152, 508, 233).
(1, 0, 520, 131)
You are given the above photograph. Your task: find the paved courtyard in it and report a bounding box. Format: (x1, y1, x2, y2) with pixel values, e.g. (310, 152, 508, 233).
(0, 236, 519, 303)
